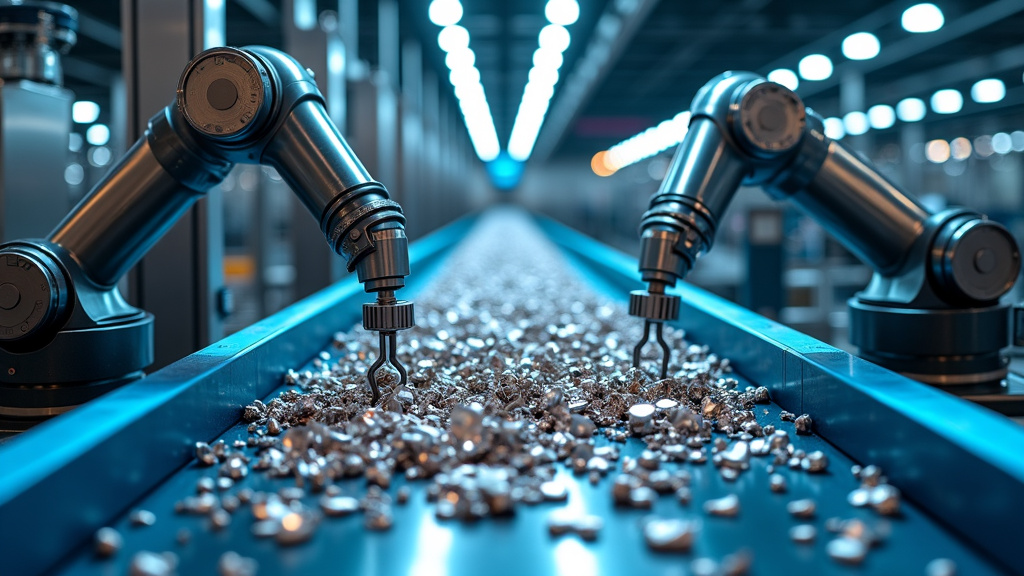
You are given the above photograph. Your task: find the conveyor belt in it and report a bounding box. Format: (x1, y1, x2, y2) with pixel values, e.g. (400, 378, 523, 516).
(2, 209, 1022, 575)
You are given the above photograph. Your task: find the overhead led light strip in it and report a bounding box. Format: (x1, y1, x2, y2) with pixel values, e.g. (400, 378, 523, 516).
(507, 0, 579, 162)
(429, 0, 500, 162)
(593, 111, 691, 176)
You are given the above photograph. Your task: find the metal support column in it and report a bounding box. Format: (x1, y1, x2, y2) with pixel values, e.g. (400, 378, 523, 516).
(121, 0, 226, 370)
(421, 68, 441, 236)
(283, 0, 347, 300)
(400, 40, 423, 238)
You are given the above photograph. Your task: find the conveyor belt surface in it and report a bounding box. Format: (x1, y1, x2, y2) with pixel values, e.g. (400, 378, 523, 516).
(2, 209, 1020, 576)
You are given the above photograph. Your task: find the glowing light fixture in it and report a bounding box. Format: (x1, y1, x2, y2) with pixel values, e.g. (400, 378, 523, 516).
(798, 54, 832, 81)
(73, 101, 100, 124)
(428, 0, 463, 27)
(432, 17, 499, 161)
(925, 139, 950, 163)
(896, 98, 926, 122)
(902, 3, 944, 33)
(86, 124, 110, 146)
(507, 10, 575, 162)
(767, 69, 799, 91)
(841, 32, 880, 60)
(538, 24, 571, 52)
(437, 25, 470, 52)
(949, 137, 972, 160)
(598, 111, 691, 174)
(1011, 130, 1024, 152)
(992, 132, 1012, 154)
(822, 117, 845, 140)
(843, 111, 869, 136)
(867, 104, 895, 130)
(970, 78, 1005, 104)
(545, 0, 579, 26)
(974, 135, 994, 157)
(930, 89, 963, 114)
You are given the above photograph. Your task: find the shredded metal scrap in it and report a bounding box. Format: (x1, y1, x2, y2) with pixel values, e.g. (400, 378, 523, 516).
(114, 213, 925, 572)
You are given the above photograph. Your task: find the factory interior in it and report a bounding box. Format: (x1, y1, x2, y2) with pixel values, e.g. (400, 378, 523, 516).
(2, 0, 1024, 574)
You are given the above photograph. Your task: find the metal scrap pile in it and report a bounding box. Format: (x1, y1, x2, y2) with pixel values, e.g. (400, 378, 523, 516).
(102, 212, 920, 575)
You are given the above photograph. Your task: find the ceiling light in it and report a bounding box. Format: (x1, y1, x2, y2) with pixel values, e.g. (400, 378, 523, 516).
(538, 24, 571, 52)
(431, 10, 498, 162)
(902, 3, 944, 33)
(508, 17, 576, 163)
(974, 135, 994, 157)
(970, 78, 1005, 104)
(896, 97, 926, 122)
(930, 89, 962, 114)
(592, 151, 615, 177)
(86, 124, 110, 146)
(545, 0, 579, 26)
(798, 54, 832, 81)
(437, 25, 470, 52)
(767, 69, 798, 91)
(600, 111, 692, 173)
(841, 32, 880, 60)
(428, 0, 463, 27)
(73, 101, 100, 124)
(992, 132, 1012, 154)
(950, 137, 972, 160)
(533, 47, 564, 70)
(1011, 130, 1024, 152)
(925, 139, 949, 163)
(822, 117, 845, 139)
(528, 66, 559, 86)
(867, 104, 895, 130)
(449, 66, 481, 87)
(445, 48, 475, 70)
(843, 111, 869, 136)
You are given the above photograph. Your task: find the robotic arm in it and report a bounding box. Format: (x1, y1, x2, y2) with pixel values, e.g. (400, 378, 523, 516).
(631, 71, 1020, 393)
(0, 46, 412, 427)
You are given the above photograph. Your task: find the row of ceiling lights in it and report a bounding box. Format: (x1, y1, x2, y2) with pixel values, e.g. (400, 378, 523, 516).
(592, 2, 1009, 177)
(766, 3, 945, 90)
(429, 0, 579, 167)
(822, 77, 1009, 140)
(507, 0, 579, 161)
(71, 101, 111, 147)
(429, 0, 501, 162)
(924, 131, 1024, 163)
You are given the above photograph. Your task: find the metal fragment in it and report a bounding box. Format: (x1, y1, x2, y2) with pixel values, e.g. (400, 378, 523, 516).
(926, 558, 958, 576)
(130, 509, 157, 527)
(128, 551, 178, 576)
(643, 518, 700, 552)
(218, 551, 258, 576)
(827, 536, 867, 565)
(869, 484, 901, 516)
(573, 515, 603, 541)
(790, 524, 816, 544)
(794, 414, 813, 434)
(704, 494, 740, 517)
(769, 474, 787, 493)
(801, 450, 829, 473)
(786, 498, 816, 519)
(94, 527, 122, 558)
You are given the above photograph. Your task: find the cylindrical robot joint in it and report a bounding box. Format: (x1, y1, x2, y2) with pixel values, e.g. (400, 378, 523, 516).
(629, 290, 681, 322)
(362, 300, 415, 332)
